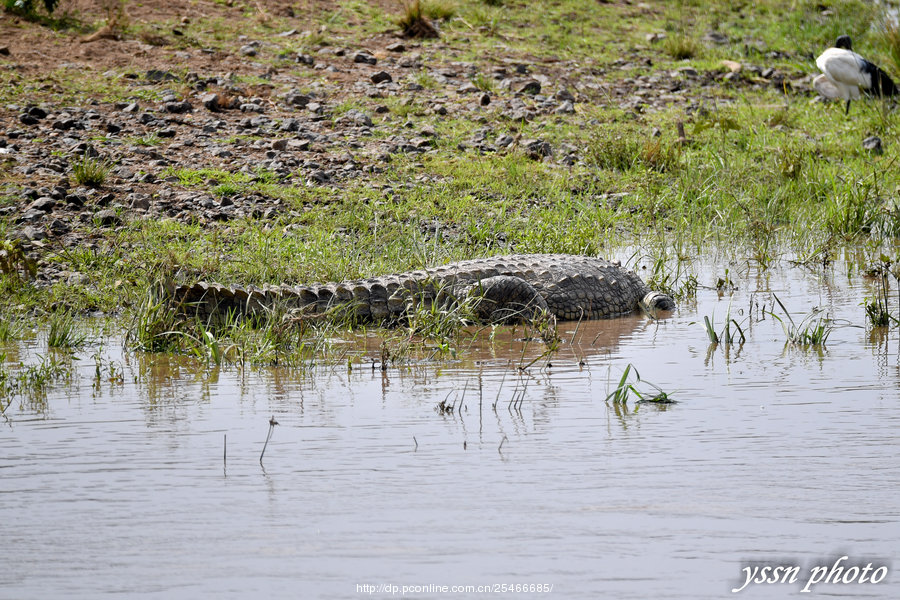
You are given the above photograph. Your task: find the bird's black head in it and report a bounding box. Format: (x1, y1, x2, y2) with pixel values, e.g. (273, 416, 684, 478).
(835, 35, 853, 50)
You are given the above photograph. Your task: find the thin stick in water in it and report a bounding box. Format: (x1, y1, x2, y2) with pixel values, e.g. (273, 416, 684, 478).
(259, 415, 279, 466)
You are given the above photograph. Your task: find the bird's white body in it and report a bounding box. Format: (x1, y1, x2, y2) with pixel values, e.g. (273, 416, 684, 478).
(814, 47, 869, 100)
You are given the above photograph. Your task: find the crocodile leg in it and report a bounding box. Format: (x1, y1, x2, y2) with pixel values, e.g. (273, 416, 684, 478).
(465, 275, 551, 323)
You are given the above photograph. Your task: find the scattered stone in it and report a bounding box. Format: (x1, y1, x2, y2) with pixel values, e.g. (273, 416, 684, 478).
(862, 136, 883, 155)
(165, 101, 193, 113)
(457, 82, 479, 94)
(386, 42, 405, 52)
(524, 139, 552, 158)
(514, 79, 542, 95)
(371, 70, 393, 84)
(554, 100, 575, 114)
(27, 106, 48, 119)
(94, 209, 122, 227)
(201, 92, 222, 111)
(495, 134, 515, 148)
(129, 194, 151, 210)
(645, 32, 666, 43)
(284, 91, 311, 107)
(280, 118, 301, 132)
(0, 47, 9, 56)
(344, 109, 373, 127)
(20, 225, 47, 241)
(721, 60, 742, 73)
(272, 139, 288, 151)
(354, 51, 377, 65)
(146, 69, 178, 82)
(704, 31, 730, 45)
(480, 93, 491, 106)
(240, 44, 259, 57)
(122, 102, 140, 113)
(28, 197, 56, 212)
(240, 103, 264, 113)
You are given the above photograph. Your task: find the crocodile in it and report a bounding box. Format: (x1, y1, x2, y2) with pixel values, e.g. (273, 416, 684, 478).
(172, 254, 675, 323)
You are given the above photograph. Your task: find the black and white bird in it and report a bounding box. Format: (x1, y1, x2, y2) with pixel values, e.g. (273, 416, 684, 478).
(813, 35, 898, 114)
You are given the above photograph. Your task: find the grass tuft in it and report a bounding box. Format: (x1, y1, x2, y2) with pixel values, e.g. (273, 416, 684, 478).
(71, 156, 111, 187)
(397, 0, 439, 38)
(770, 295, 833, 347)
(663, 34, 701, 60)
(47, 311, 88, 349)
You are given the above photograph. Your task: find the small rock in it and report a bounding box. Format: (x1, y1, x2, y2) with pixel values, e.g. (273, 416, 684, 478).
(344, 109, 373, 127)
(201, 92, 222, 111)
(0, 47, 9, 56)
(371, 70, 393, 84)
(94, 209, 122, 227)
(123, 102, 140, 113)
(28, 197, 56, 212)
(280, 118, 301, 132)
(272, 139, 288, 151)
(721, 60, 742, 73)
(129, 194, 151, 210)
(146, 69, 178, 82)
(48, 219, 70, 235)
(284, 92, 311, 107)
(480, 93, 491, 106)
(704, 31, 729, 45)
(495, 134, 515, 148)
(354, 52, 377, 65)
(457, 82, 479, 94)
(554, 100, 575, 114)
(165, 101, 193, 113)
(240, 44, 258, 57)
(862, 136, 883, 155)
(21, 225, 47, 241)
(524, 138, 552, 158)
(386, 42, 405, 52)
(514, 79, 542, 95)
(240, 103, 264, 113)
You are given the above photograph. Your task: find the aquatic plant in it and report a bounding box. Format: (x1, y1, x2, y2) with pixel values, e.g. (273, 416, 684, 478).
(702, 311, 745, 345)
(47, 311, 88, 349)
(605, 363, 675, 404)
(770, 294, 834, 346)
(863, 254, 900, 327)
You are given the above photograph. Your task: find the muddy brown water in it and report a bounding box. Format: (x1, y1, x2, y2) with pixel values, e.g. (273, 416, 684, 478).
(2, 257, 899, 599)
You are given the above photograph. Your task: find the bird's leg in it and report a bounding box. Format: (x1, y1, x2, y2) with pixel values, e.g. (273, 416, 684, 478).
(845, 98, 851, 115)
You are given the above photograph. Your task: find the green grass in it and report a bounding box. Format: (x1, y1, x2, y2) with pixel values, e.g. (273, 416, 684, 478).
(47, 311, 88, 349)
(71, 156, 111, 187)
(770, 295, 834, 346)
(606, 363, 676, 405)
